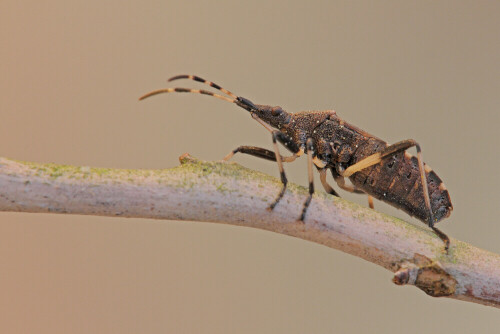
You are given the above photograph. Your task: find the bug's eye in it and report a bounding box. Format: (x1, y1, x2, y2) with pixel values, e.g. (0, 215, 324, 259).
(271, 106, 283, 116)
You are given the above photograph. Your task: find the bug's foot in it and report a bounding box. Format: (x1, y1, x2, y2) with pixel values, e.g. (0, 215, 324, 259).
(368, 195, 374, 209)
(299, 194, 313, 221)
(267, 184, 287, 211)
(299, 210, 307, 222)
(267, 198, 280, 211)
(297, 212, 306, 223)
(222, 151, 235, 161)
(443, 240, 450, 254)
(432, 226, 450, 254)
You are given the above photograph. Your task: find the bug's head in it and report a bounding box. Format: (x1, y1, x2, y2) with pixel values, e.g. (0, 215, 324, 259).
(236, 97, 291, 129)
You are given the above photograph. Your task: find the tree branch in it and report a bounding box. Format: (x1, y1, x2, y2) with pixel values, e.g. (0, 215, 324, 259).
(1, 154, 499, 308)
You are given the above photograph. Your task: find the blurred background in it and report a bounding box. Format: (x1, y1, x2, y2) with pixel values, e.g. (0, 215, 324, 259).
(1, 1, 499, 333)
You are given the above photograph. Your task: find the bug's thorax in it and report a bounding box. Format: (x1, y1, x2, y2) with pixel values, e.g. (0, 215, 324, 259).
(277, 110, 338, 146)
(279, 110, 365, 160)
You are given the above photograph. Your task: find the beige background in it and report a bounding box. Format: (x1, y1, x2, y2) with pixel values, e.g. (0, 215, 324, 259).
(1, 1, 499, 333)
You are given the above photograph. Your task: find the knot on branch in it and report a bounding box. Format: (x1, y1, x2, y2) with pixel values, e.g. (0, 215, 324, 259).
(393, 254, 457, 297)
(179, 153, 197, 165)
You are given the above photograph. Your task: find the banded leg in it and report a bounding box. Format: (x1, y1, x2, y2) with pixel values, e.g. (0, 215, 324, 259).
(248, 113, 303, 211)
(300, 138, 316, 221)
(268, 131, 288, 210)
(229, 148, 340, 200)
(334, 176, 374, 209)
(341, 139, 450, 251)
(222, 143, 300, 212)
(223, 146, 298, 163)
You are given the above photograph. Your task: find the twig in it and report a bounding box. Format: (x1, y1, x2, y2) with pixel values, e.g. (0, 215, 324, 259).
(1, 154, 499, 308)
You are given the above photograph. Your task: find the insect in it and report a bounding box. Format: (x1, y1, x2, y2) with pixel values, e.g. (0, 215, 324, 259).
(140, 75, 453, 250)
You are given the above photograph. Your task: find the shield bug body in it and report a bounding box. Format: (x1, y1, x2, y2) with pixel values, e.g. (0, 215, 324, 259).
(140, 75, 453, 250)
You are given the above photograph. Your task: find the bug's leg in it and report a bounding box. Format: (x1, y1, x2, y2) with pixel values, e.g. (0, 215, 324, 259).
(334, 176, 374, 208)
(223, 146, 277, 162)
(223, 146, 298, 163)
(368, 196, 374, 209)
(416, 145, 450, 251)
(268, 131, 289, 210)
(342, 140, 419, 177)
(221, 144, 299, 211)
(431, 226, 450, 252)
(299, 138, 316, 221)
(334, 176, 365, 194)
(341, 139, 450, 251)
(318, 168, 340, 197)
(247, 113, 303, 211)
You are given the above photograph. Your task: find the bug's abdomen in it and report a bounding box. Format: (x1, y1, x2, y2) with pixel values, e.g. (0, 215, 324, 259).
(349, 149, 453, 224)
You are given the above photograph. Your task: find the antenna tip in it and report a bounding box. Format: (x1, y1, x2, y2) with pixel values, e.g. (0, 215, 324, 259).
(168, 74, 189, 82)
(138, 91, 156, 100)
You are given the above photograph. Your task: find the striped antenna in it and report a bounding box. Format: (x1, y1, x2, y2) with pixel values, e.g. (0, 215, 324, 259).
(168, 74, 238, 99)
(139, 87, 235, 103)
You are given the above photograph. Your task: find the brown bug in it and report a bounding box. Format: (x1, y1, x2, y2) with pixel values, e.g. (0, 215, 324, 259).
(140, 75, 453, 250)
